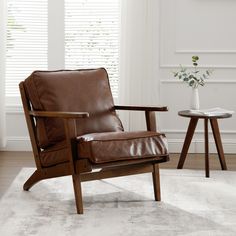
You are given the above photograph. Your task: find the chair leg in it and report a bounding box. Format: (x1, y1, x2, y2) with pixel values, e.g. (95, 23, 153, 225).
(23, 170, 43, 191)
(72, 174, 84, 214)
(152, 164, 161, 201)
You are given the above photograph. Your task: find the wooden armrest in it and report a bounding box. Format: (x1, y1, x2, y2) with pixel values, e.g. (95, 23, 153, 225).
(114, 105, 168, 112)
(29, 111, 89, 119)
(115, 105, 168, 132)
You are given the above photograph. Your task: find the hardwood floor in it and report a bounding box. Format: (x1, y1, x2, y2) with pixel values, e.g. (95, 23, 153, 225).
(0, 151, 236, 198)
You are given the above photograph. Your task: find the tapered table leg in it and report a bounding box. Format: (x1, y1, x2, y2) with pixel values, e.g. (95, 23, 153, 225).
(177, 118, 199, 169)
(204, 119, 209, 178)
(210, 118, 227, 170)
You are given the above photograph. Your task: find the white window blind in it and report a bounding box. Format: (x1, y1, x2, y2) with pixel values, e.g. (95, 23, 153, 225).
(5, 0, 120, 99)
(65, 0, 120, 97)
(6, 0, 47, 96)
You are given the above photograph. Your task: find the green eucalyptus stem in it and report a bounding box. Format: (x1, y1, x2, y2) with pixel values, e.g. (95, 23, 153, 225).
(173, 56, 212, 89)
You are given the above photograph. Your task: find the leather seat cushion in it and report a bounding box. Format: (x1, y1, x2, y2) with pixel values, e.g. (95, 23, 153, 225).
(77, 131, 168, 164)
(40, 131, 168, 167)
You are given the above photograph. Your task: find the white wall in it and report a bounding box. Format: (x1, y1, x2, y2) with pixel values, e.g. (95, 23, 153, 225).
(4, 0, 236, 153)
(159, 0, 236, 153)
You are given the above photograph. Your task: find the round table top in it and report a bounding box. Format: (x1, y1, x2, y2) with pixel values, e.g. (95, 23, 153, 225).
(178, 110, 232, 119)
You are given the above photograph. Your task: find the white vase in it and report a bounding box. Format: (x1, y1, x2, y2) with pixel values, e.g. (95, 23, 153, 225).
(190, 87, 200, 110)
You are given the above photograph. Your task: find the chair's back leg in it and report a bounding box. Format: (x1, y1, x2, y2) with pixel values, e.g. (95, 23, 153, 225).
(72, 174, 84, 214)
(152, 163, 161, 201)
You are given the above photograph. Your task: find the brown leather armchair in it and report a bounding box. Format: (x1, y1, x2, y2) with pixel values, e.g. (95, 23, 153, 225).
(19, 68, 169, 214)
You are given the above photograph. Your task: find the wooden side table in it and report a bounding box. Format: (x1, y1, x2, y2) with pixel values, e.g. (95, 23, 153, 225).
(177, 110, 232, 177)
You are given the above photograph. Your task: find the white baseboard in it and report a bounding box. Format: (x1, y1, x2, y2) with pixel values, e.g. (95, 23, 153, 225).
(2, 136, 236, 154)
(168, 138, 236, 154)
(3, 137, 32, 151)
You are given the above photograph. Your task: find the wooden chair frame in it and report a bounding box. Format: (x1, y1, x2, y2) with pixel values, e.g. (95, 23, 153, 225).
(19, 82, 169, 214)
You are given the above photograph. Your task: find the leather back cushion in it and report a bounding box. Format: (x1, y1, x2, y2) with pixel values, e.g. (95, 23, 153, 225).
(24, 68, 123, 148)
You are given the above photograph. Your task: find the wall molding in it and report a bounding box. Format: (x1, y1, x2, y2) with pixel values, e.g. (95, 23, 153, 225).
(160, 79, 236, 84)
(162, 129, 236, 135)
(175, 49, 236, 54)
(159, 0, 236, 69)
(160, 64, 236, 69)
(3, 136, 236, 154)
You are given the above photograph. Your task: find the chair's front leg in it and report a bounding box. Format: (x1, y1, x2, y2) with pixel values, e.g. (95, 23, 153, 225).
(152, 163, 161, 201)
(145, 111, 157, 132)
(64, 119, 84, 214)
(72, 174, 84, 214)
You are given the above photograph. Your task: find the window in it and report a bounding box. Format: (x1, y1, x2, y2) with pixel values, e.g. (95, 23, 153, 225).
(65, 0, 120, 97)
(6, 0, 120, 100)
(6, 0, 48, 97)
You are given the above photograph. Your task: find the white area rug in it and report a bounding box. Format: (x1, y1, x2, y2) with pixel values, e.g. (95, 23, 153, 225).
(0, 168, 236, 236)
